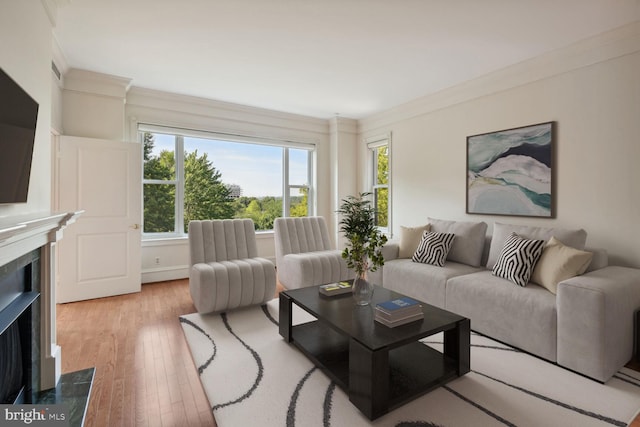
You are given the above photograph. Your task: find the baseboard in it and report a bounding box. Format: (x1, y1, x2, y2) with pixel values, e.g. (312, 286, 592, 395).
(142, 258, 276, 284)
(142, 265, 188, 284)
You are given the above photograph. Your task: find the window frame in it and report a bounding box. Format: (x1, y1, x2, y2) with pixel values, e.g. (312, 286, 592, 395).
(366, 133, 392, 236)
(140, 124, 315, 238)
(282, 147, 313, 217)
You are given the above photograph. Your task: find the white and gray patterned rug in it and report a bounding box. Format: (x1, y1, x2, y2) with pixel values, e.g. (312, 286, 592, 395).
(180, 299, 640, 427)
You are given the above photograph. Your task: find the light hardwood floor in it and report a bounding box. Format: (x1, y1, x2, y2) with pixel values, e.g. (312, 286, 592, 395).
(57, 279, 640, 427)
(57, 279, 217, 427)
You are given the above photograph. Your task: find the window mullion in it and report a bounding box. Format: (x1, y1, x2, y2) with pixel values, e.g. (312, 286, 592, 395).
(175, 136, 185, 234)
(283, 148, 290, 217)
(307, 151, 314, 215)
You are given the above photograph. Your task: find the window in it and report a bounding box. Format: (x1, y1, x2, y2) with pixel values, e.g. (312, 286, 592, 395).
(141, 125, 314, 235)
(367, 134, 391, 233)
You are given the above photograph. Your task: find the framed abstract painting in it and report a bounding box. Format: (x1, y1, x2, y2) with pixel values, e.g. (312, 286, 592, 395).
(466, 121, 555, 218)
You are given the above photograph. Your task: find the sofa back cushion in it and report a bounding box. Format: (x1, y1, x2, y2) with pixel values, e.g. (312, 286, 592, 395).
(487, 222, 587, 270)
(585, 247, 608, 272)
(428, 218, 488, 267)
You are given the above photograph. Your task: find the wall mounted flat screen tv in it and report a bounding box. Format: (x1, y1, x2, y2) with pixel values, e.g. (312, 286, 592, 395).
(0, 68, 39, 204)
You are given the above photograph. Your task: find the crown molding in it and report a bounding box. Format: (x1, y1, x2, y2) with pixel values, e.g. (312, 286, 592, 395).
(64, 69, 132, 99)
(40, 0, 57, 27)
(329, 116, 358, 135)
(127, 86, 329, 136)
(359, 20, 640, 133)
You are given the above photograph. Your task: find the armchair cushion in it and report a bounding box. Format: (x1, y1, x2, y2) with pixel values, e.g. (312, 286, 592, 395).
(274, 216, 353, 289)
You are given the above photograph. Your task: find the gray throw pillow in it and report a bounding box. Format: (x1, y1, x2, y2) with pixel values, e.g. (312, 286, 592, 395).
(428, 218, 487, 267)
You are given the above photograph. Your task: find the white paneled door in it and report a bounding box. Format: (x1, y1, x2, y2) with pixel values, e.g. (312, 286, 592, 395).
(55, 136, 141, 303)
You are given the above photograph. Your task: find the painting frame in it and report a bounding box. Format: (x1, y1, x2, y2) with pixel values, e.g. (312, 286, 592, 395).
(466, 121, 555, 218)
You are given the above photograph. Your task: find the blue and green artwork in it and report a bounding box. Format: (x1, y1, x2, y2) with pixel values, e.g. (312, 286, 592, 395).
(467, 122, 553, 217)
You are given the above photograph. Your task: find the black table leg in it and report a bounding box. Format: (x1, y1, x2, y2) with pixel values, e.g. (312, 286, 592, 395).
(279, 292, 292, 342)
(348, 338, 389, 420)
(444, 318, 471, 375)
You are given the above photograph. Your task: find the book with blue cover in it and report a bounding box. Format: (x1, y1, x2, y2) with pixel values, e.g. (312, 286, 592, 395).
(376, 297, 421, 313)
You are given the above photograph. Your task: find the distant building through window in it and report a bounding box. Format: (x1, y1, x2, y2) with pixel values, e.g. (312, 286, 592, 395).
(227, 184, 242, 198)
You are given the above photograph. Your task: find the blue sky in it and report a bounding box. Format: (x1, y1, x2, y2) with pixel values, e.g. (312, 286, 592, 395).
(150, 133, 309, 197)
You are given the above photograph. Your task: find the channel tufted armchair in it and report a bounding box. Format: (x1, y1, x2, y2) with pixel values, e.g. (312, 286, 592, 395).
(274, 216, 354, 289)
(188, 219, 276, 314)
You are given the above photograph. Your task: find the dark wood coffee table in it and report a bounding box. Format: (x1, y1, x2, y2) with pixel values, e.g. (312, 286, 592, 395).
(279, 284, 470, 420)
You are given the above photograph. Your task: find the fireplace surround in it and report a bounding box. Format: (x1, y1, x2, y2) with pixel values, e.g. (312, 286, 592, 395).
(0, 249, 40, 404)
(0, 211, 81, 400)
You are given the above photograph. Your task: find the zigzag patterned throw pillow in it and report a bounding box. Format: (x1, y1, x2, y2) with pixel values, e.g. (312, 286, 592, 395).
(492, 232, 545, 287)
(412, 231, 455, 267)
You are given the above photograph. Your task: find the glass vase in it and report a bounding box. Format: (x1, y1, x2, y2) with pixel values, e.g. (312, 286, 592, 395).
(352, 272, 374, 306)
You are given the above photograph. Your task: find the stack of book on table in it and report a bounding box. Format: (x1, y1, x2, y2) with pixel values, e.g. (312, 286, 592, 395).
(318, 281, 353, 296)
(375, 296, 424, 327)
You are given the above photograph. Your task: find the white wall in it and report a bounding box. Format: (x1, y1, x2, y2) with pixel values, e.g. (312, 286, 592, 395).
(62, 69, 130, 140)
(0, 1, 54, 217)
(359, 22, 640, 268)
(329, 116, 358, 247)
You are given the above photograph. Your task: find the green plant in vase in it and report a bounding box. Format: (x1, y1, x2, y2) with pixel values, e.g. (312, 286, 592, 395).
(337, 192, 388, 305)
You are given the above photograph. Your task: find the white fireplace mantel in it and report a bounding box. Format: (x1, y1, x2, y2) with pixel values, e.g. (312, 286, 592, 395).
(0, 210, 83, 390)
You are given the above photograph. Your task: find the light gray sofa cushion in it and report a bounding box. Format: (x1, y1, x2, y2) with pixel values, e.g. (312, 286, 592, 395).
(585, 247, 608, 272)
(446, 270, 557, 362)
(383, 259, 482, 308)
(487, 222, 587, 270)
(428, 218, 488, 267)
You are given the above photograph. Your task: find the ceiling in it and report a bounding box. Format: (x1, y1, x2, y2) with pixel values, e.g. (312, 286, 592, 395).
(53, 0, 640, 119)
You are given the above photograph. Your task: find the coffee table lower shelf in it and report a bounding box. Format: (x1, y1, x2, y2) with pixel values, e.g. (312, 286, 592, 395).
(290, 320, 460, 417)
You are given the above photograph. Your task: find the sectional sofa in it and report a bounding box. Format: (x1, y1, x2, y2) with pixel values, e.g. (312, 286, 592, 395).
(371, 218, 640, 382)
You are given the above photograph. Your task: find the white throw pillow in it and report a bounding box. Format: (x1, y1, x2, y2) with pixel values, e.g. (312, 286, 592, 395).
(492, 232, 545, 287)
(412, 231, 455, 267)
(398, 224, 430, 258)
(531, 236, 593, 294)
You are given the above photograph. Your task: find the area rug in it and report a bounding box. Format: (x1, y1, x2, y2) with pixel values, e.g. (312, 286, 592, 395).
(180, 299, 640, 427)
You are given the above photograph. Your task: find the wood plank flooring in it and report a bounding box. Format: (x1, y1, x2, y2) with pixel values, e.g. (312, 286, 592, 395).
(57, 279, 640, 427)
(57, 279, 217, 427)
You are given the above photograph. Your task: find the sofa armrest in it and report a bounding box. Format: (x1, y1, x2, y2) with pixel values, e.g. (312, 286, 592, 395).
(556, 266, 640, 382)
(367, 241, 400, 287)
(382, 240, 400, 261)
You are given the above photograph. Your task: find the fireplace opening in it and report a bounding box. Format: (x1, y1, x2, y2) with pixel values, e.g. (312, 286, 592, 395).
(0, 321, 24, 403)
(0, 249, 40, 404)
